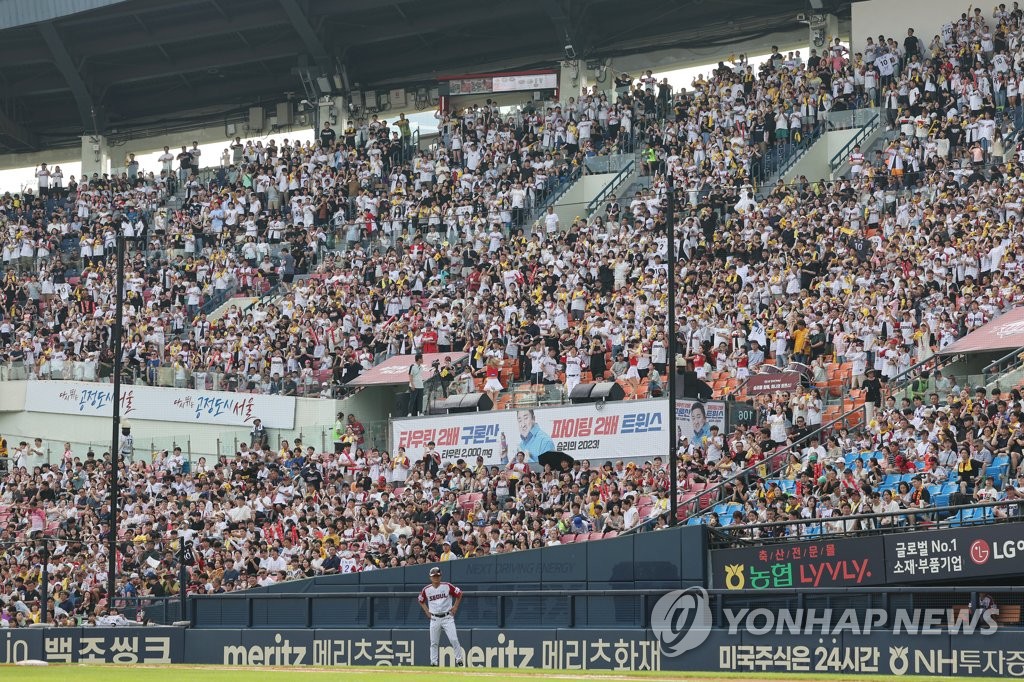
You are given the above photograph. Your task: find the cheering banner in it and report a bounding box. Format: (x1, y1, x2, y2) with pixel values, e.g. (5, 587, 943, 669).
(24, 380, 296, 429)
(391, 398, 724, 465)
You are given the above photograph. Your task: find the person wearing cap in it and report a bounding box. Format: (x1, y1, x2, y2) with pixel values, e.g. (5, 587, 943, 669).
(418, 566, 464, 667)
(249, 418, 268, 451)
(119, 422, 134, 463)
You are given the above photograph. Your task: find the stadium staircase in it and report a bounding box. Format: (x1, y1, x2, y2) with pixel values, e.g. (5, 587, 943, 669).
(206, 295, 258, 324)
(758, 108, 882, 192)
(548, 153, 636, 230)
(582, 155, 644, 218)
(829, 114, 889, 180)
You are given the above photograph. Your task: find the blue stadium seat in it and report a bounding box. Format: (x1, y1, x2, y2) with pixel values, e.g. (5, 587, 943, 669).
(687, 516, 704, 526)
(884, 474, 903, 487)
(946, 511, 965, 528)
(990, 457, 1009, 485)
(960, 507, 994, 525)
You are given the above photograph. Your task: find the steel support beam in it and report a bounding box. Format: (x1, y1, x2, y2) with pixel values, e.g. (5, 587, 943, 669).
(68, 9, 288, 56)
(0, 108, 38, 150)
(92, 42, 302, 88)
(278, 0, 331, 69)
(38, 22, 103, 132)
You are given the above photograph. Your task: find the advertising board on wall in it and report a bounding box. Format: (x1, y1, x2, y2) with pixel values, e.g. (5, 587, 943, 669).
(711, 536, 886, 590)
(884, 523, 1024, 583)
(24, 380, 296, 429)
(5, 626, 1024, 677)
(710, 520, 1024, 589)
(391, 398, 725, 466)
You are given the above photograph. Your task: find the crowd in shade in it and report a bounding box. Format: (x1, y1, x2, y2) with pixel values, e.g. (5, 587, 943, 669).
(2, 2, 1024, 627)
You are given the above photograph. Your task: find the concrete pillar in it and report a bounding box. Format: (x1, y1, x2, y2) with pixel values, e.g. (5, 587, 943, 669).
(810, 13, 841, 57)
(80, 135, 109, 179)
(558, 60, 584, 104)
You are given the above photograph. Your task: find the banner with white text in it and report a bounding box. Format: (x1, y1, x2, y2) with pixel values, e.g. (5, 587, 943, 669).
(391, 398, 724, 466)
(24, 380, 296, 429)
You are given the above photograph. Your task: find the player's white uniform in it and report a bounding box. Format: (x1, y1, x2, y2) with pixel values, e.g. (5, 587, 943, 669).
(418, 581, 464, 665)
(564, 353, 582, 395)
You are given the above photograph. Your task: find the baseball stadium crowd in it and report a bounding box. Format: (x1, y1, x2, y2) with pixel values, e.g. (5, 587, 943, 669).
(2, 2, 1024, 626)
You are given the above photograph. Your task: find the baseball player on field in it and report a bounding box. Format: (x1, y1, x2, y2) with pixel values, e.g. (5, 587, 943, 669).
(418, 566, 465, 667)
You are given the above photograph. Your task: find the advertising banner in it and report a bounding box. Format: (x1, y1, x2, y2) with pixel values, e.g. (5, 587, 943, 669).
(24, 380, 295, 429)
(710, 536, 886, 590)
(884, 523, 1024, 583)
(492, 73, 558, 92)
(391, 399, 724, 466)
(743, 371, 802, 395)
(5, 626, 1024, 677)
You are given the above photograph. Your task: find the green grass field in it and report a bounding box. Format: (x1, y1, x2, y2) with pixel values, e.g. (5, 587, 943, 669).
(0, 666, 1015, 682)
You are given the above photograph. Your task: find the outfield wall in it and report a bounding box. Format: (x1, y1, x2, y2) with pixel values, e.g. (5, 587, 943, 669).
(4, 625, 1024, 675)
(186, 528, 708, 628)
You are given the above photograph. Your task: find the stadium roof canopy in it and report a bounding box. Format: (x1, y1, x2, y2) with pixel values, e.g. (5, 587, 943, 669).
(0, 0, 856, 153)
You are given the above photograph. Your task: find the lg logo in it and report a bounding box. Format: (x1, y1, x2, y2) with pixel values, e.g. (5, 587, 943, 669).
(971, 538, 1024, 562)
(651, 587, 713, 657)
(970, 539, 990, 565)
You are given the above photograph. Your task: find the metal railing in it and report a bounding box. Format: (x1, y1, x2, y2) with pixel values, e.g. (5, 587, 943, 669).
(0, 419, 390, 469)
(983, 345, 1024, 382)
(707, 499, 1024, 547)
(824, 107, 881, 131)
(522, 163, 581, 224)
(884, 351, 965, 399)
(828, 110, 881, 177)
(585, 158, 636, 214)
(754, 129, 826, 196)
(110, 596, 183, 625)
(23, 362, 343, 398)
(582, 153, 634, 175)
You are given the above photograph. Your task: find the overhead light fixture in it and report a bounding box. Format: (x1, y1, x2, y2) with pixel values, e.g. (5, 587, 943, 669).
(316, 75, 332, 94)
(332, 74, 344, 91)
(809, 0, 824, 9)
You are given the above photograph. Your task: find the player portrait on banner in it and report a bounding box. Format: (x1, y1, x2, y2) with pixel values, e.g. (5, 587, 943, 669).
(515, 409, 555, 461)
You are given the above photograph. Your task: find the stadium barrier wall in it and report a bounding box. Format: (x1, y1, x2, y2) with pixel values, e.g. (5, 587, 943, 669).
(184, 527, 708, 628)
(5, 625, 1024, 675)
